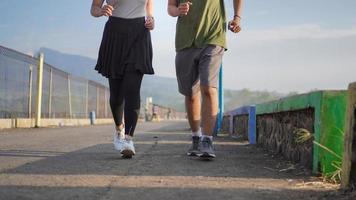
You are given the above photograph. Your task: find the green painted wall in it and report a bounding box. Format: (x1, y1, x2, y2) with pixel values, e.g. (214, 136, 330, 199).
(255, 90, 346, 175)
(319, 91, 347, 174)
(256, 91, 322, 115)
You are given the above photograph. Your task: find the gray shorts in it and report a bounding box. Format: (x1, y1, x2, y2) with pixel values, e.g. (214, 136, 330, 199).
(175, 45, 224, 96)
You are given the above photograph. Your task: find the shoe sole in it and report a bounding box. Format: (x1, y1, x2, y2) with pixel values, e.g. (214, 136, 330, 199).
(187, 152, 198, 156)
(197, 152, 216, 159)
(121, 149, 135, 158)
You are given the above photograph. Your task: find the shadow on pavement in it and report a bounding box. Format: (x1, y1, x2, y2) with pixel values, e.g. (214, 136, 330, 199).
(0, 185, 333, 200)
(2, 133, 312, 180)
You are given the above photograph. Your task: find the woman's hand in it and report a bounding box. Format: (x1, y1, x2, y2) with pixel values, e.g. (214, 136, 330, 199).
(91, 0, 113, 17)
(145, 16, 155, 30)
(101, 4, 114, 17)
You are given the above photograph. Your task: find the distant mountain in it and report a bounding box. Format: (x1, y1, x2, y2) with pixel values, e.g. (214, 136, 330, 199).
(224, 89, 296, 110)
(39, 47, 107, 85)
(38, 47, 293, 112)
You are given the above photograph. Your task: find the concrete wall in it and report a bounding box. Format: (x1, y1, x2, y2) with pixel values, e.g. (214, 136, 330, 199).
(0, 118, 114, 129)
(223, 90, 347, 176)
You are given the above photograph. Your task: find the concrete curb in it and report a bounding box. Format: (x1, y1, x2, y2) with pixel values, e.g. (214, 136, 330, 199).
(0, 118, 114, 129)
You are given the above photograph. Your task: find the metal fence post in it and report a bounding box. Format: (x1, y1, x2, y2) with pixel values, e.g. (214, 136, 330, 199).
(85, 80, 89, 118)
(48, 68, 53, 118)
(35, 53, 44, 128)
(28, 65, 33, 118)
(96, 87, 99, 118)
(68, 75, 72, 118)
(104, 88, 108, 118)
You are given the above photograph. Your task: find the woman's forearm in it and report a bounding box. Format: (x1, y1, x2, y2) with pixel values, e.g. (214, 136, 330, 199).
(146, 0, 154, 17)
(91, 0, 104, 17)
(167, 0, 180, 17)
(91, 5, 102, 17)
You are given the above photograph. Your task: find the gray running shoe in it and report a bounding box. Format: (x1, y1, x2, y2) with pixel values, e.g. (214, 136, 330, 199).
(187, 136, 200, 156)
(197, 137, 216, 158)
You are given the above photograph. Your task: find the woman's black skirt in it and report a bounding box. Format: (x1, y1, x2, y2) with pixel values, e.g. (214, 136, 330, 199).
(95, 16, 154, 78)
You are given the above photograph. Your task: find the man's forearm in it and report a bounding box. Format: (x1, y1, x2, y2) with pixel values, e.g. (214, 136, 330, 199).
(168, 6, 180, 17)
(233, 0, 243, 17)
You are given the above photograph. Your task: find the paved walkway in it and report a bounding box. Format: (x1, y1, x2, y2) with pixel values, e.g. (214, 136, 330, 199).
(0, 121, 341, 200)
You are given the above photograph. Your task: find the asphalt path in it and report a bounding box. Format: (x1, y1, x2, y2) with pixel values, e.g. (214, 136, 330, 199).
(0, 121, 340, 200)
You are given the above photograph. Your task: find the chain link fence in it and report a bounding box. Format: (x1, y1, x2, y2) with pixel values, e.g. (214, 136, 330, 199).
(0, 45, 185, 122)
(0, 45, 111, 119)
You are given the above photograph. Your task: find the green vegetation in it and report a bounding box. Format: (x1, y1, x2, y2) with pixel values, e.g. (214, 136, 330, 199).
(295, 128, 343, 183)
(224, 88, 297, 111)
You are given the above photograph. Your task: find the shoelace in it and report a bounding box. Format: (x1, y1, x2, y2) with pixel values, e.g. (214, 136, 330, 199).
(201, 139, 212, 149)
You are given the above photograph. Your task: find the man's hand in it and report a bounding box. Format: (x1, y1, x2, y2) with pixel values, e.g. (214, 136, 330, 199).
(178, 1, 192, 16)
(228, 16, 241, 33)
(101, 4, 114, 17)
(145, 16, 155, 30)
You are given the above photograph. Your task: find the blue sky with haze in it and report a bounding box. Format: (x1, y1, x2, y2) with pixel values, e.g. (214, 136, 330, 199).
(0, 0, 355, 92)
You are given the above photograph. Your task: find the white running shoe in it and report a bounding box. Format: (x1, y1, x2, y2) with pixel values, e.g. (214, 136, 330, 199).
(121, 137, 135, 158)
(113, 129, 125, 151)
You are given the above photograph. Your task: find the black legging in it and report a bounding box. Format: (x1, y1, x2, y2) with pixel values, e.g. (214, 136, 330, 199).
(109, 71, 143, 136)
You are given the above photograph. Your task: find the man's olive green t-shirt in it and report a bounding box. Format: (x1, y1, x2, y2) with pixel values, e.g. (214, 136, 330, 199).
(175, 0, 227, 52)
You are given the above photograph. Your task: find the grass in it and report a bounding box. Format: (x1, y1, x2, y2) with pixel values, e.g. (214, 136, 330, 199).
(294, 128, 343, 184)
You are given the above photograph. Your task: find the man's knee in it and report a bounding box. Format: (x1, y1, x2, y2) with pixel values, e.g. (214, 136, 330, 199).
(200, 86, 217, 98)
(185, 92, 200, 103)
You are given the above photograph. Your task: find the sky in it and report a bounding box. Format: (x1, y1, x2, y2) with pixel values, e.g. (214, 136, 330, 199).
(0, 0, 356, 93)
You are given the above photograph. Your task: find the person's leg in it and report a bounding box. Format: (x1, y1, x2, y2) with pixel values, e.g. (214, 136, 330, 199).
(185, 92, 202, 156)
(109, 77, 126, 152)
(196, 45, 224, 158)
(185, 92, 201, 133)
(176, 48, 201, 133)
(196, 86, 219, 158)
(175, 48, 202, 156)
(199, 45, 224, 136)
(200, 86, 218, 136)
(108, 78, 125, 134)
(122, 71, 144, 137)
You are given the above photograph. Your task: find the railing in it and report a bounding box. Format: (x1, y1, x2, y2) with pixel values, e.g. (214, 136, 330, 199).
(0, 45, 112, 121)
(0, 45, 185, 128)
